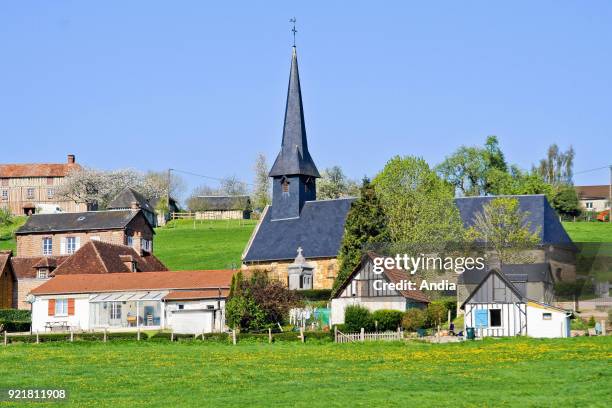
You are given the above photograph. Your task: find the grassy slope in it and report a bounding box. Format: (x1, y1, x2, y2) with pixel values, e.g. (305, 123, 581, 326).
(153, 219, 257, 270)
(0, 216, 26, 253)
(562, 222, 612, 242)
(0, 337, 609, 407)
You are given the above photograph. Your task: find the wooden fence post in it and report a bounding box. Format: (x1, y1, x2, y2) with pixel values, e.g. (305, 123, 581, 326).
(103, 328, 107, 342)
(171, 330, 174, 342)
(3, 331, 7, 346)
(360, 328, 364, 342)
(397, 326, 401, 340)
(137, 328, 141, 341)
(334, 326, 338, 343)
(36, 331, 39, 344)
(300, 327, 304, 343)
(70, 329, 74, 342)
(232, 329, 236, 345)
(268, 328, 272, 344)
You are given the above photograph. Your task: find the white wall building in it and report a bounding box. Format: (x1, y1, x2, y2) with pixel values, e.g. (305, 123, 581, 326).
(29, 270, 233, 334)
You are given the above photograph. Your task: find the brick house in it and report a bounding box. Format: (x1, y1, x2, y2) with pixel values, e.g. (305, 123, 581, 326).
(0, 154, 88, 216)
(15, 207, 155, 257)
(6, 240, 167, 309)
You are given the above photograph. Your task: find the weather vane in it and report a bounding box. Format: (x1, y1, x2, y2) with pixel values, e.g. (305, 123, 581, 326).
(290, 17, 297, 46)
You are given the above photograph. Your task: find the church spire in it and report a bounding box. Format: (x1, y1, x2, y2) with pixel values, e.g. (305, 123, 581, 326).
(269, 46, 320, 178)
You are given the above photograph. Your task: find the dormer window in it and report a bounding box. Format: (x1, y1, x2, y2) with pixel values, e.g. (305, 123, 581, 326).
(37, 268, 49, 279)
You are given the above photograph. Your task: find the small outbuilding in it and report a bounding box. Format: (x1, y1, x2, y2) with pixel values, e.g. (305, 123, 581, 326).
(461, 269, 572, 338)
(330, 253, 429, 325)
(191, 196, 251, 220)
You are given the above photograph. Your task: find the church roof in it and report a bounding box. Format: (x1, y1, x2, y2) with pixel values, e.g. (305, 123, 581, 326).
(242, 198, 354, 262)
(269, 47, 320, 178)
(454, 194, 573, 245)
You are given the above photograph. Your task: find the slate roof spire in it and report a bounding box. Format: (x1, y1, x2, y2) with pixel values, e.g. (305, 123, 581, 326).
(269, 46, 320, 178)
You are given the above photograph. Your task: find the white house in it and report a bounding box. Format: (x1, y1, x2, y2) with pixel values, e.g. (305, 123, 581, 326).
(461, 269, 572, 338)
(331, 253, 430, 325)
(28, 270, 234, 334)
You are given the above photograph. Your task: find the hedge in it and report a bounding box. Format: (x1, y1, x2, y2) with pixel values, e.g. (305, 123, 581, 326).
(0, 320, 31, 332)
(298, 289, 332, 301)
(0, 309, 31, 321)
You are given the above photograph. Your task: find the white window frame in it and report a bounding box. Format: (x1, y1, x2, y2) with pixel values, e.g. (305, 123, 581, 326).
(66, 237, 77, 254)
(47, 188, 54, 199)
(110, 303, 122, 320)
(37, 269, 49, 279)
(42, 237, 52, 255)
(1, 189, 7, 201)
(26, 187, 35, 199)
(586, 202, 593, 209)
(55, 299, 68, 317)
(489, 309, 502, 327)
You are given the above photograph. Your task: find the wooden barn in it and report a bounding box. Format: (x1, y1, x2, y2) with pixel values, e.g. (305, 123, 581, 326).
(191, 196, 251, 220)
(461, 269, 572, 338)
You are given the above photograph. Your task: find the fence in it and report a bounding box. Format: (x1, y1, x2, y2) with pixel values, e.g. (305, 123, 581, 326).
(334, 327, 403, 343)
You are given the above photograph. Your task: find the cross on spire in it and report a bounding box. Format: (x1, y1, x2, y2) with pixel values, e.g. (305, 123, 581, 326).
(290, 17, 297, 46)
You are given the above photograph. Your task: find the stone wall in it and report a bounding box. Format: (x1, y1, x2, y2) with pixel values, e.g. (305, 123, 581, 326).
(242, 257, 339, 290)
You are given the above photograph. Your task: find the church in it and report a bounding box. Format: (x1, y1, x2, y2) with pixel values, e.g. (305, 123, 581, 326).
(242, 46, 354, 290)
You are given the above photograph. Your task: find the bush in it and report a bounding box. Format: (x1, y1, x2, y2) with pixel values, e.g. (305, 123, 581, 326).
(571, 318, 589, 330)
(344, 305, 374, 332)
(298, 290, 332, 301)
(0, 320, 30, 332)
(425, 302, 448, 328)
(371, 310, 403, 331)
(588, 316, 596, 328)
(0, 309, 31, 321)
(402, 308, 426, 331)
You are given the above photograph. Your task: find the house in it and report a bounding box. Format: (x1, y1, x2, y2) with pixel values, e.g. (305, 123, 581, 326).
(457, 263, 555, 308)
(0, 251, 16, 308)
(149, 196, 179, 226)
(15, 207, 155, 257)
(461, 269, 572, 338)
(29, 270, 235, 334)
(191, 195, 251, 220)
(107, 187, 157, 227)
(242, 46, 354, 289)
(8, 240, 167, 309)
(455, 194, 576, 283)
(330, 253, 429, 325)
(0, 154, 88, 215)
(575, 185, 610, 214)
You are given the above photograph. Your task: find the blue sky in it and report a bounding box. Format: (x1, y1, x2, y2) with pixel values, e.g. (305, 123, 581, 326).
(1, 1, 611, 198)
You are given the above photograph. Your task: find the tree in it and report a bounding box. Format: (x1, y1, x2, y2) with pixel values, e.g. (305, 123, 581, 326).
(186, 184, 218, 211)
(466, 197, 541, 267)
(536, 144, 575, 186)
(219, 176, 248, 196)
(317, 166, 359, 200)
(333, 178, 389, 294)
(551, 185, 581, 218)
(0, 208, 12, 227)
(426, 302, 447, 328)
(252, 153, 271, 211)
(402, 308, 426, 331)
(487, 166, 554, 198)
(142, 171, 186, 202)
(374, 156, 465, 245)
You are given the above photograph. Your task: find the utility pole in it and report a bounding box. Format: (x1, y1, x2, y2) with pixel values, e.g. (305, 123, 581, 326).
(167, 168, 172, 210)
(609, 165, 611, 223)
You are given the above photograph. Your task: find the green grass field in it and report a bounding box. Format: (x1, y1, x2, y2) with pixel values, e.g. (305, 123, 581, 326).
(153, 219, 257, 270)
(0, 337, 609, 407)
(0, 216, 26, 253)
(562, 221, 612, 242)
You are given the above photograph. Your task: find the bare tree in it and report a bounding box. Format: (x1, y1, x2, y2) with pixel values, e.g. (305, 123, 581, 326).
(219, 176, 248, 196)
(252, 153, 271, 210)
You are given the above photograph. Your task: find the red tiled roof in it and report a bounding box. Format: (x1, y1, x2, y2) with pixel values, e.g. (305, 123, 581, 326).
(11, 256, 69, 279)
(163, 289, 230, 300)
(30, 270, 235, 295)
(575, 185, 610, 200)
(0, 163, 81, 178)
(51, 240, 167, 275)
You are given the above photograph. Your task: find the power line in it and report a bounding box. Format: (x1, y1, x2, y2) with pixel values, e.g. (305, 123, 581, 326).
(573, 165, 611, 175)
(170, 168, 255, 187)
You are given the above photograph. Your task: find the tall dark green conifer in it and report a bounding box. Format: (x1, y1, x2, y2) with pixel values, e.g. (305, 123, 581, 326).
(332, 178, 389, 295)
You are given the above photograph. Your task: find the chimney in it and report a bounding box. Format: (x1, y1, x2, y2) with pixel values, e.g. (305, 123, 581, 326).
(67, 154, 75, 164)
(119, 255, 137, 272)
(130, 201, 140, 210)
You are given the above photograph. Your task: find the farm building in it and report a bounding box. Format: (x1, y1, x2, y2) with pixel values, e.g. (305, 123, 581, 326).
(461, 269, 572, 338)
(330, 253, 429, 325)
(0, 154, 89, 216)
(190, 195, 251, 220)
(29, 269, 234, 334)
(107, 187, 157, 227)
(149, 196, 179, 226)
(6, 240, 167, 309)
(15, 207, 155, 257)
(242, 45, 354, 289)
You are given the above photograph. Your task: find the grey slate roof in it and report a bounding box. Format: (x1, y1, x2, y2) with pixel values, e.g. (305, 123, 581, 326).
(458, 263, 552, 285)
(454, 194, 573, 245)
(268, 47, 320, 178)
(191, 196, 250, 211)
(107, 187, 154, 213)
(243, 198, 354, 262)
(16, 210, 141, 234)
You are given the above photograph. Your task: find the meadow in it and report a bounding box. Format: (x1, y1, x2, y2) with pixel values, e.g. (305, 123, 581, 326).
(153, 219, 257, 270)
(0, 216, 25, 253)
(0, 337, 609, 407)
(562, 221, 612, 243)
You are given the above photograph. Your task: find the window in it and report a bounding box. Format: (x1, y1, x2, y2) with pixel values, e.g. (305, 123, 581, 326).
(585, 202, 593, 209)
(110, 303, 122, 320)
(26, 188, 35, 199)
(47, 188, 54, 199)
(489, 309, 502, 327)
(55, 299, 68, 316)
(543, 313, 552, 320)
(66, 237, 77, 254)
(178, 304, 184, 310)
(1, 189, 7, 201)
(206, 305, 215, 310)
(37, 268, 49, 279)
(127, 236, 133, 247)
(42, 237, 52, 255)
(282, 178, 289, 193)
